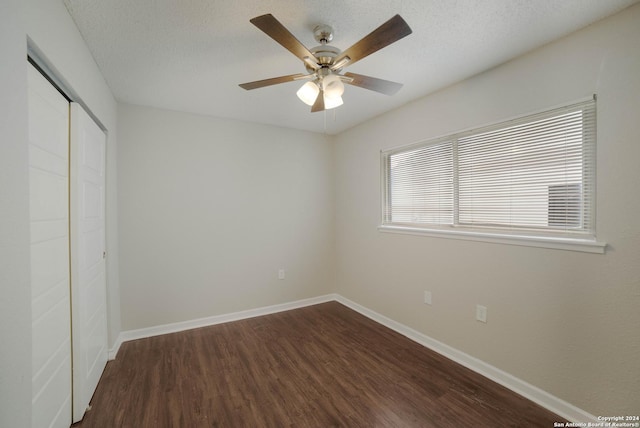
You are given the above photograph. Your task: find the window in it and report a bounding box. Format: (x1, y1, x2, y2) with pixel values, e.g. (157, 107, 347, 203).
(548, 183, 582, 228)
(381, 98, 604, 252)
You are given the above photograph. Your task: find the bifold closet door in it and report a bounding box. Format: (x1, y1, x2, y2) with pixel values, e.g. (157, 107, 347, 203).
(28, 62, 108, 426)
(28, 63, 72, 428)
(70, 102, 108, 423)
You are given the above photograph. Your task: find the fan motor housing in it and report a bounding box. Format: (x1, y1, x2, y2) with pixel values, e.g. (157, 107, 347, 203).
(306, 45, 341, 72)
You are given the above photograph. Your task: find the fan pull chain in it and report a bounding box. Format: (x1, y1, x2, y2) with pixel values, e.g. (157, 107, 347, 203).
(323, 109, 327, 134)
(322, 106, 339, 134)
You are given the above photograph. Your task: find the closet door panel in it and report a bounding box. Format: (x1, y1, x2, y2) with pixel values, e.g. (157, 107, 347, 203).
(28, 63, 72, 428)
(70, 102, 108, 423)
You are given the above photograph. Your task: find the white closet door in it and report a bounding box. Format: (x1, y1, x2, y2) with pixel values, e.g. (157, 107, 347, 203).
(70, 103, 108, 423)
(28, 63, 72, 428)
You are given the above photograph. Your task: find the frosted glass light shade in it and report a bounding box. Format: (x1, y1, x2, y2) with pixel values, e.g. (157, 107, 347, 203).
(324, 95, 343, 110)
(297, 81, 320, 106)
(322, 74, 344, 98)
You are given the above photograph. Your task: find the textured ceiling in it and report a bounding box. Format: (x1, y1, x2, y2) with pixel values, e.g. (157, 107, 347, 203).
(64, 0, 638, 135)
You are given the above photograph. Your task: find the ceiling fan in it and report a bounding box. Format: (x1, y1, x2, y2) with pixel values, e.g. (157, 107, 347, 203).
(239, 14, 412, 112)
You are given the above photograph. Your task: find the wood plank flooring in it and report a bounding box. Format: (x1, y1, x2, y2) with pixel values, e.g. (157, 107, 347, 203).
(73, 302, 563, 427)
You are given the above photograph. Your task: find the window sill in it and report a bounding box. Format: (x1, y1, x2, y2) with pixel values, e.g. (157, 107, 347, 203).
(377, 225, 606, 254)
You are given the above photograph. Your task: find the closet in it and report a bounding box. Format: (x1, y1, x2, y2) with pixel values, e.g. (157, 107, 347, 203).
(28, 62, 108, 427)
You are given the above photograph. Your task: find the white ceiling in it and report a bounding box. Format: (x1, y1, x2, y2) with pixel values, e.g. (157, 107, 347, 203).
(64, 0, 638, 135)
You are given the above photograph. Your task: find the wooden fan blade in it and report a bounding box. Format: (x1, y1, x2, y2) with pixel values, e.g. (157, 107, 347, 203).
(239, 73, 309, 90)
(250, 14, 320, 69)
(343, 72, 403, 95)
(311, 89, 325, 112)
(333, 15, 412, 67)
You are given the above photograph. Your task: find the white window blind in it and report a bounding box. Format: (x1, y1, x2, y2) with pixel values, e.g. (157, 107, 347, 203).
(382, 98, 596, 239)
(383, 140, 454, 225)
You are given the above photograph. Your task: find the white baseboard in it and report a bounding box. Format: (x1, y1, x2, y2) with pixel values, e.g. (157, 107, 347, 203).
(108, 294, 336, 360)
(108, 292, 596, 423)
(334, 295, 598, 424)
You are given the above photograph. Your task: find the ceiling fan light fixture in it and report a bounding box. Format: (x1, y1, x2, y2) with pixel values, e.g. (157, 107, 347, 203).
(324, 94, 344, 110)
(322, 74, 344, 98)
(297, 81, 320, 106)
(240, 14, 412, 113)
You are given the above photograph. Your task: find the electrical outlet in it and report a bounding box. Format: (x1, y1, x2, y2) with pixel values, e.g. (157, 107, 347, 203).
(278, 269, 285, 280)
(423, 291, 432, 305)
(476, 305, 487, 323)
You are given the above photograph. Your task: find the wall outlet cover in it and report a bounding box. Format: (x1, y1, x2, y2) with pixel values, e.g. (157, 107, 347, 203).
(476, 304, 487, 323)
(424, 291, 432, 305)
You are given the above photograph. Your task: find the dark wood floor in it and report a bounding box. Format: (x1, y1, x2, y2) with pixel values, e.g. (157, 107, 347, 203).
(73, 302, 562, 427)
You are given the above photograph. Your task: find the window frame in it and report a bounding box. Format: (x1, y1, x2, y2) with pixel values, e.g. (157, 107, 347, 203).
(379, 97, 606, 254)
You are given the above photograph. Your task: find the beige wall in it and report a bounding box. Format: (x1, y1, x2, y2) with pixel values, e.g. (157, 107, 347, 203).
(0, 1, 31, 425)
(117, 104, 335, 330)
(333, 4, 640, 416)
